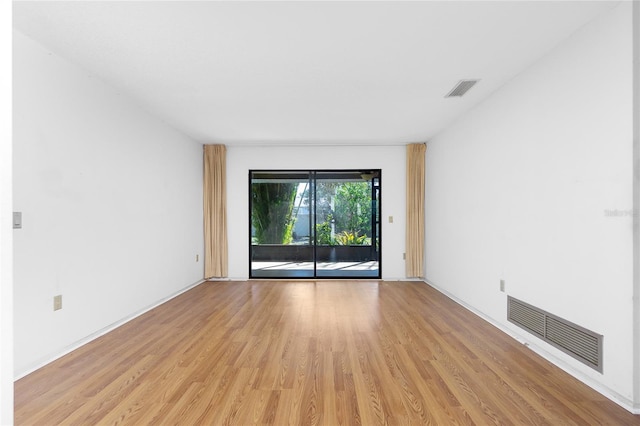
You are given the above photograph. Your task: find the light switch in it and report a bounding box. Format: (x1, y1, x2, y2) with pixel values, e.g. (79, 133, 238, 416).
(13, 212, 22, 229)
(388, 216, 393, 223)
(53, 295, 62, 311)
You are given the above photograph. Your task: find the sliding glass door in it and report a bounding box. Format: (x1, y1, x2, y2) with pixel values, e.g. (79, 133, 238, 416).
(250, 170, 381, 279)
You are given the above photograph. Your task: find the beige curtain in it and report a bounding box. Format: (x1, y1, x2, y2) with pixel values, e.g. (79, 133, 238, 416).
(203, 144, 228, 278)
(406, 143, 426, 278)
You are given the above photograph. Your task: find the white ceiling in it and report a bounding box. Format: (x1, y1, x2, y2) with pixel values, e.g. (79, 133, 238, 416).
(13, 1, 618, 146)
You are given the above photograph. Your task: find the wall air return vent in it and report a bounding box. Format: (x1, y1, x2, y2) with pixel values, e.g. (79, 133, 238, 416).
(507, 296, 603, 373)
(445, 79, 479, 97)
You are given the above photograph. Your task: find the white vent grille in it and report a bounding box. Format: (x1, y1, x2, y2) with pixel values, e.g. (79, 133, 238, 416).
(445, 79, 479, 97)
(508, 298, 545, 337)
(507, 296, 603, 372)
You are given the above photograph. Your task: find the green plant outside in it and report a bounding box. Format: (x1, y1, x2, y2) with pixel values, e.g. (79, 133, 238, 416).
(251, 182, 298, 244)
(315, 181, 373, 246)
(333, 182, 372, 238)
(316, 214, 334, 245)
(334, 230, 371, 246)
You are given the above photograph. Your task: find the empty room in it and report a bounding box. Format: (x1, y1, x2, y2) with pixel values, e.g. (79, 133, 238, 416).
(3, 0, 640, 424)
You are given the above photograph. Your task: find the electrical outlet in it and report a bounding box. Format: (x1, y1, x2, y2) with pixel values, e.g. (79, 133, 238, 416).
(53, 295, 62, 311)
(389, 216, 393, 223)
(500, 279, 505, 292)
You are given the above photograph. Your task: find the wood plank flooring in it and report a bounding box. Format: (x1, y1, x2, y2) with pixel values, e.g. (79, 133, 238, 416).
(15, 280, 640, 425)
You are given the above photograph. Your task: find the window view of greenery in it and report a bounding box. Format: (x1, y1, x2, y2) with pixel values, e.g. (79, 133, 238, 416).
(250, 176, 374, 246)
(251, 182, 299, 244)
(315, 181, 372, 246)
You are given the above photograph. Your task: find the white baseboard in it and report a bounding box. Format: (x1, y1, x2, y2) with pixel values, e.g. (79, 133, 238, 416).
(14, 279, 205, 380)
(423, 279, 639, 415)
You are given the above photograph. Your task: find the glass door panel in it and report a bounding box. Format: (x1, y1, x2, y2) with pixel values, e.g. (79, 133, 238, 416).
(315, 171, 379, 278)
(250, 171, 314, 278)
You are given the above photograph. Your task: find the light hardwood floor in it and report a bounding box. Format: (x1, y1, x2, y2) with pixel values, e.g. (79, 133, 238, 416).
(15, 280, 640, 425)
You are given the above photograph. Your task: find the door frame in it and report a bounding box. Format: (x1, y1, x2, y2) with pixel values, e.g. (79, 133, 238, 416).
(248, 169, 382, 279)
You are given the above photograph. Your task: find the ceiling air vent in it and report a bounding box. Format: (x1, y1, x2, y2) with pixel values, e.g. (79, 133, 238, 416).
(445, 79, 479, 98)
(508, 296, 603, 373)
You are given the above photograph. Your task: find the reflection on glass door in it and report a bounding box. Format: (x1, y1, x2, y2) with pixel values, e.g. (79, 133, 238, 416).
(250, 170, 381, 279)
(250, 171, 314, 277)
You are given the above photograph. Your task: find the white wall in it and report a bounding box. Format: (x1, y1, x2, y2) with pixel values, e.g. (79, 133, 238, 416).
(425, 2, 634, 408)
(12, 31, 204, 377)
(1, 1, 13, 422)
(226, 145, 407, 280)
